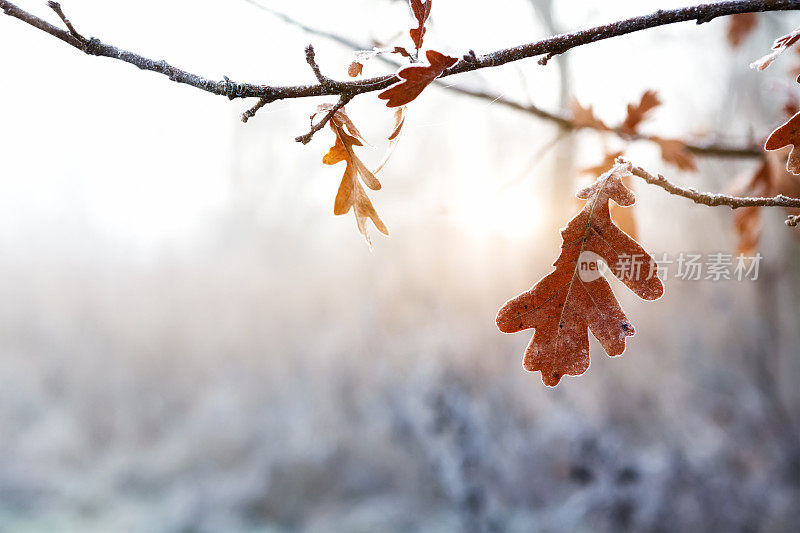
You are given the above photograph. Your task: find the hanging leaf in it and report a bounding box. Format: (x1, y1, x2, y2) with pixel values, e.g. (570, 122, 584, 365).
(621, 90, 661, 134)
(496, 162, 663, 387)
(409, 0, 433, 50)
(765, 111, 800, 175)
(316, 104, 388, 247)
(378, 50, 457, 107)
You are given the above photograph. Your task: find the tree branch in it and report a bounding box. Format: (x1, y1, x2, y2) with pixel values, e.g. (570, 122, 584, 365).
(249, 1, 766, 156)
(2, 0, 800, 144)
(627, 160, 800, 217)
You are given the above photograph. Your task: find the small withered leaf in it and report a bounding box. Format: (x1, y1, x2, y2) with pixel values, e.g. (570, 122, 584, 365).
(378, 50, 457, 107)
(655, 138, 697, 171)
(765, 111, 800, 175)
(570, 100, 610, 131)
(409, 0, 433, 50)
(727, 13, 758, 48)
(751, 26, 800, 71)
(348, 62, 364, 77)
(621, 90, 661, 134)
(496, 162, 664, 387)
(317, 105, 388, 247)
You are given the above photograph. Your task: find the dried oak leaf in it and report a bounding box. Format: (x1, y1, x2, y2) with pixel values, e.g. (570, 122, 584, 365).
(751, 26, 800, 71)
(317, 105, 388, 247)
(409, 0, 433, 50)
(727, 13, 758, 48)
(621, 90, 661, 135)
(570, 99, 610, 131)
(496, 162, 663, 387)
(378, 50, 457, 107)
(654, 138, 697, 171)
(581, 152, 638, 240)
(765, 111, 800, 175)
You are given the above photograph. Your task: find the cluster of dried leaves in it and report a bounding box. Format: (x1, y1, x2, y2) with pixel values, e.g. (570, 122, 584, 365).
(311, 4, 800, 387)
(319, 0, 455, 245)
(316, 104, 405, 247)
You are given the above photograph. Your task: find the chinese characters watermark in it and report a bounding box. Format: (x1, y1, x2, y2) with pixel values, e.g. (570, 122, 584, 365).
(577, 251, 762, 283)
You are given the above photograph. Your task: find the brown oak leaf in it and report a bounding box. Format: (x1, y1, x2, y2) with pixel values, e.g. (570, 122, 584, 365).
(621, 90, 661, 134)
(496, 162, 664, 387)
(765, 111, 800, 175)
(378, 50, 457, 107)
(751, 26, 800, 71)
(317, 105, 388, 247)
(654, 138, 697, 171)
(727, 13, 758, 48)
(409, 0, 433, 50)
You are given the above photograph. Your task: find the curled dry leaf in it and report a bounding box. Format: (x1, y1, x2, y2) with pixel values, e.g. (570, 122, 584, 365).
(727, 13, 758, 48)
(765, 111, 800, 175)
(654, 138, 697, 171)
(570, 100, 610, 131)
(348, 62, 364, 77)
(621, 90, 661, 135)
(373, 107, 407, 175)
(378, 50, 457, 107)
(409, 0, 433, 50)
(316, 104, 388, 247)
(496, 162, 663, 387)
(751, 26, 800, 71)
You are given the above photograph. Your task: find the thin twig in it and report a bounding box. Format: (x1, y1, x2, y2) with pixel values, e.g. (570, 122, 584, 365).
(626, 160, 800, 210)
(46, 1, 81, 41)
(241, 98, 270, 123)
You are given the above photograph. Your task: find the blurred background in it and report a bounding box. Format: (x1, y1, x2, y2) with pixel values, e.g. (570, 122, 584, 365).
(0, 0, 799, 531)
